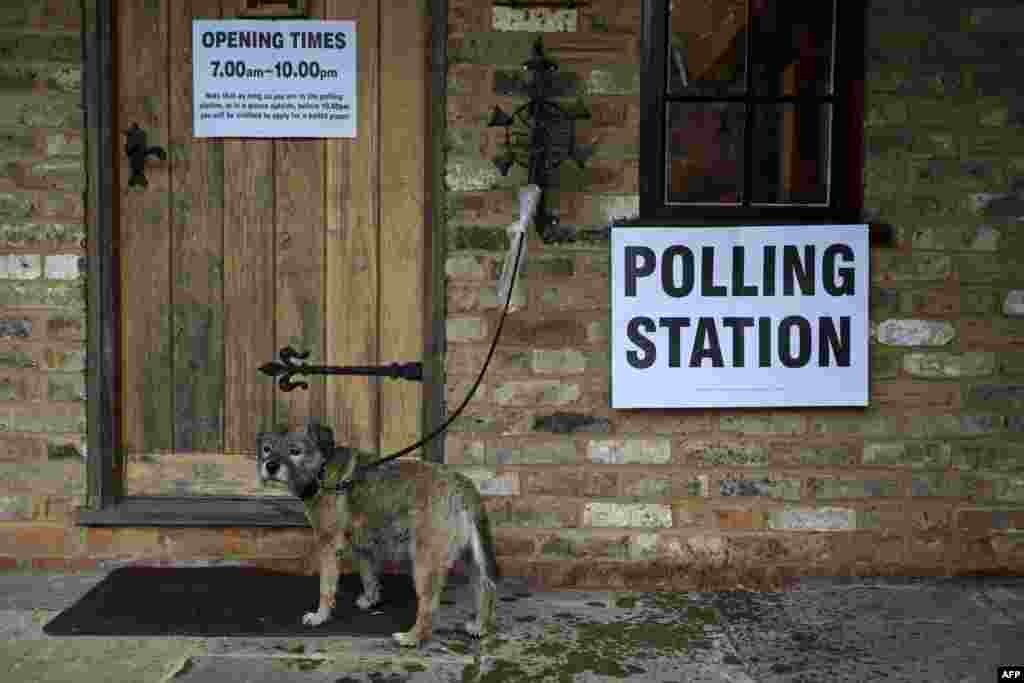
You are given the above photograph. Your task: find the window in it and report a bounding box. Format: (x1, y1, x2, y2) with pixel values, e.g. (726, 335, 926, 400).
(640, 0, 865, 222)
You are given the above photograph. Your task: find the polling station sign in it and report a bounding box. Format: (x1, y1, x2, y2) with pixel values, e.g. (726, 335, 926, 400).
(193, 20, 356, 138)
(611, 225, 869, 408)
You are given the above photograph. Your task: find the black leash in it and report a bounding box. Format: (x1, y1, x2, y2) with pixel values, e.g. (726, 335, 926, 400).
(322, 226, 527, 491)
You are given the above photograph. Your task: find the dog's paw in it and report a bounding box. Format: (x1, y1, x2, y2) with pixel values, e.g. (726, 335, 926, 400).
(302, 609, 329, 627)
(356, 591, 381, 610)
(464, 619, 484, 637)
(392, 630, 421, 648)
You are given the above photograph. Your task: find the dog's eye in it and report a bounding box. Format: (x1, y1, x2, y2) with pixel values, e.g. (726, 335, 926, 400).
(261, 445, 271, 456)
(289, 448, 301, 457)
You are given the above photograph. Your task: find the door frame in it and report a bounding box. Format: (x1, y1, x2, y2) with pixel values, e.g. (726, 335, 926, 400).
(79, 0, 449, 526)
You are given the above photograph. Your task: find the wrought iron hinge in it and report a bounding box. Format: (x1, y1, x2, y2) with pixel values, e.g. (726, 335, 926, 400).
(259, 346, 422, 392)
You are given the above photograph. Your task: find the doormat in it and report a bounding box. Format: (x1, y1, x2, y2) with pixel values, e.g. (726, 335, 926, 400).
(43, 566, 418, 637)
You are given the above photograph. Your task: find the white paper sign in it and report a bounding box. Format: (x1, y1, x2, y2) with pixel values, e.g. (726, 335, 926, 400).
(611, 225, 869, 408)
(193, 20, 356, 138)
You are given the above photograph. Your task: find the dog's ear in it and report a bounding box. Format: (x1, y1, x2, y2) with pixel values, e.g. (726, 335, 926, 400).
(305, 421, 334, 454)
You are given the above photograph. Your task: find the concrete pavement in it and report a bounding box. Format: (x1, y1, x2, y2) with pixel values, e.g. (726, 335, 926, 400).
(1, 568, 1021, 682)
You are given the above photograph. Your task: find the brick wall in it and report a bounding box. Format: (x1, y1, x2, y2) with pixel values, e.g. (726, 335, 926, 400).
(0, 1, 90, 569)
(1, 1, 1022, 584)
(442, 0, 1024, 588)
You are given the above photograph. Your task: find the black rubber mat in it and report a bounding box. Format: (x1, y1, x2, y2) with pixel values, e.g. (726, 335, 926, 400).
(42, 566, 418, 637)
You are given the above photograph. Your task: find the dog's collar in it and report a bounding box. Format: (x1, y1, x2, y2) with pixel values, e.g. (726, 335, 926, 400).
(311, 457, 356, 500)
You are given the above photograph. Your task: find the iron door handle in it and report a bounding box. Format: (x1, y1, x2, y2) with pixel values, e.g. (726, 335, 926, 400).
(123, 122, 166, 188)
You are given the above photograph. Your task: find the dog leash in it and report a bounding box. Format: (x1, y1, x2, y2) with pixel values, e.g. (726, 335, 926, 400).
(321, 185, 541, 493)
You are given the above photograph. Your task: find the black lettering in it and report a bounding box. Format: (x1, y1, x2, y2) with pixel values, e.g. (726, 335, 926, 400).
(763, 245, 776, 296)
(334, 32, 347, 48)
(722, 317, 754, 367)
(202, 32, 215, 48)
(823, 243, 855, 296)
(783, 245, 815, 296)
(819, 316, 851, 367)
(701, 247, 727, 296)
(215, 31, 229, 48)
(758, 317, 772, 367)
(659, 317, 690, 367)
(624, 246, 655, 296)
(690, 317, 724, 367)
(626, 317, 657, 369)
(661, 245, 694, 297)
(779, 316, 812, 368)
(731, 246, 758, 296)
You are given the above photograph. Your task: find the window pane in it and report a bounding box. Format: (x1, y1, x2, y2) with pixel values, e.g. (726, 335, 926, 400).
(751, 0, 834, 95)
(667, 0, 748, 95)
(750, 103, 830, 204)
(666, 103, 746, 204)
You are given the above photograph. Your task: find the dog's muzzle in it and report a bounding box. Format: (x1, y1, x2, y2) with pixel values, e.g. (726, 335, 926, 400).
(261, 457, 289, 485)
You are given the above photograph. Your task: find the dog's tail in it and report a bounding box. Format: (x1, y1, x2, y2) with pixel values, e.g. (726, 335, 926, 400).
(470, 508, 501, 584)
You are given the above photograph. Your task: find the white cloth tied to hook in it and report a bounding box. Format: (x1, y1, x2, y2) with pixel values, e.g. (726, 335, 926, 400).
(497, 184, 541, 312)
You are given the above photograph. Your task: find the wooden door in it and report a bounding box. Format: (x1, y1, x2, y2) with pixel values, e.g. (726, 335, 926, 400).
(116, 0, 428, 497)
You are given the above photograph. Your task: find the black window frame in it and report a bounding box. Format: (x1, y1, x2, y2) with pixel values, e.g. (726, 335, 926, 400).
(639, 0, 866, 225)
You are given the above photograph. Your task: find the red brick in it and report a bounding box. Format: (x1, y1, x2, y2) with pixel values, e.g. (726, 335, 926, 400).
(446, 282, 485, 313)
(65, 557, 100, 571)
(446, 346, 530, 379)
(31, 557, 72, 571)
(615, 410, 713, 436)
(448, 63, 493, 97)
(257, 528, 314, 557)
(825, 530, 905, 568)
(584, 99, 630, 127)
(46, 314, 85, 341)
(960, 318, 1024, 352)
(578, 120, 640, 150)
(447, 95, 518, 128)
(582, 0, 643, 34)
(582, 469, 618, 497)
(32, 0, 83, 29)
(85, 527, 162, 556)
(907, 532, 952, 572)
(573, 160, 636, 194)
(956, 535, 1005, 574)
(497, 314, 589, 346)
(493, 528, 537, 557)
(532, 278, 609, 312)
(872, 380, 960, 411)
(162, 529, 234, 558)
(0, 435, 45, 463)
(484, 495, 580, 528)
(0, 556, 19, 570)
(671, 500, 712, 528)
(904, 286, 960, 317)
(716, 510, 768, 531)
(222, 528, 260, 556)
(522, 467, 584, 497)
(545, 33, 639, 66)
(958, 509, 1024, 535)
(447, 188, 519, 227)
(449, 0, 490, 33)
(0, 524, 66, 555)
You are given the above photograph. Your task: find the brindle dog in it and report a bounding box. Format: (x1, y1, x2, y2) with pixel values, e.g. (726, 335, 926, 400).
(257, 422, 498, 647)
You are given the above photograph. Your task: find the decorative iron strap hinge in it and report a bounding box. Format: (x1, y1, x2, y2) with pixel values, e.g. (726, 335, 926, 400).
(259, 346, 422, 392)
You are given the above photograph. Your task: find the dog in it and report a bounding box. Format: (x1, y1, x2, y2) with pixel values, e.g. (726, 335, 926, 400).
(257, 421, 499, 647)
